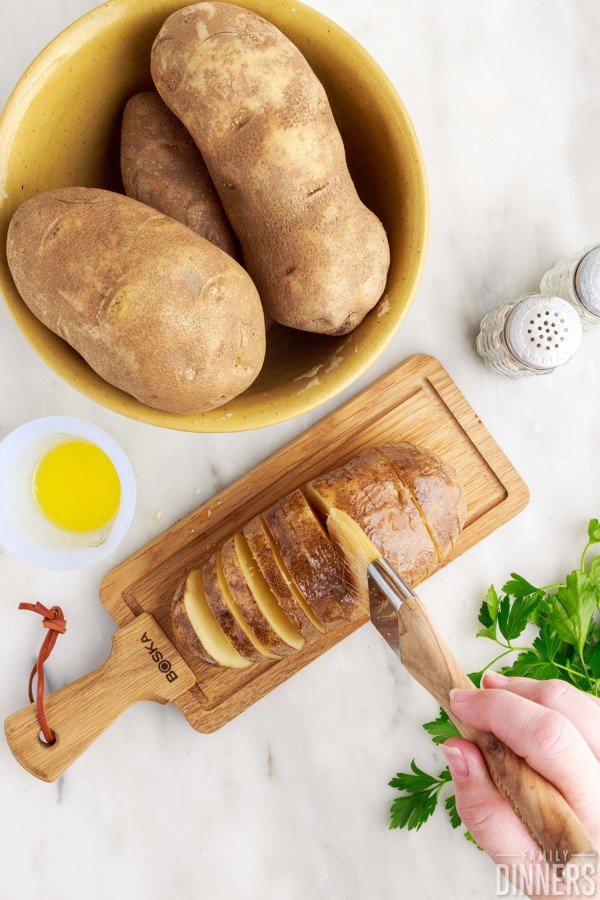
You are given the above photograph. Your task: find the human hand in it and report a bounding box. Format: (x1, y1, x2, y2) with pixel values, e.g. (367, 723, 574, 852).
(442, 672, 600, 898)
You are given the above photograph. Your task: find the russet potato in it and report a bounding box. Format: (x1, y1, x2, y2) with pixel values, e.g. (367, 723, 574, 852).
(7, 188, 265, 414)
(121, 91, 240, 259)
(151, 2, 390, 335)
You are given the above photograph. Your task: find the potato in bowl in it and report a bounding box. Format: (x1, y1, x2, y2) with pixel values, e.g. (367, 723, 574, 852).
(6, 188, 266, 415)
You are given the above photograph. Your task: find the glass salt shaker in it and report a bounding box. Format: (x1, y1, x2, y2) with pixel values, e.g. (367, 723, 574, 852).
(476, 293, 582, 378)
(540, 244, 600, 331)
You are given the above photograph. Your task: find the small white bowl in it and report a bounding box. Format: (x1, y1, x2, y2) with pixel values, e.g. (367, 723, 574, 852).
(0, 416, 136, 570)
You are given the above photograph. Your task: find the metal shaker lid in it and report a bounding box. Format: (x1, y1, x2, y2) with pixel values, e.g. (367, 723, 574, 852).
(505, 294, 582, 370)
(575, 246, 600, 317)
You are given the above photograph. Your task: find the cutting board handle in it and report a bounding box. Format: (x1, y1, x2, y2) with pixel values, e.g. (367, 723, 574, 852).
(397, 596, 598, 870)
(4, 613, 195, 782)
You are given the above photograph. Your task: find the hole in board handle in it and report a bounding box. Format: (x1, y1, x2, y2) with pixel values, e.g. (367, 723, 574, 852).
(38, 729, 56, 747)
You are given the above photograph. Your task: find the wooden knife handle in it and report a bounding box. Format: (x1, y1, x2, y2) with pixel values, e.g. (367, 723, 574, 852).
(4, 613, 195, 782)
(396, 595, 597, 864)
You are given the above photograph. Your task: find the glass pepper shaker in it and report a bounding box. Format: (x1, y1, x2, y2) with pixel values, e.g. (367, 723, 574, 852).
(476, 293, 582, 378)
(540, 244, 600, 331)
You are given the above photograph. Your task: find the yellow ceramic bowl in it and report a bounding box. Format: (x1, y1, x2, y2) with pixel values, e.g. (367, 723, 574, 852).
(0, 0, 428, 432)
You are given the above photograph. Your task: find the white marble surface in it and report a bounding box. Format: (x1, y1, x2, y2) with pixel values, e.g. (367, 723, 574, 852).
(1, 1, 600, 898)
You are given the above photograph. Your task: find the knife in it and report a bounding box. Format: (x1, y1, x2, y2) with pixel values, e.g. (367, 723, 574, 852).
(328, 506, 598, 873)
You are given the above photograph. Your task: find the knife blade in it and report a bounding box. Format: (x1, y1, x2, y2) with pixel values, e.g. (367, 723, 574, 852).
(367, 556, 415, 659)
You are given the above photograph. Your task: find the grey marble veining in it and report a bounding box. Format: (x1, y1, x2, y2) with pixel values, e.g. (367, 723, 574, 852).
(1, 1, 599, 898)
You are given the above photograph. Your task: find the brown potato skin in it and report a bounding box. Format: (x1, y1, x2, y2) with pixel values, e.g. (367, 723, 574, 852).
(121, 91, 240, 259)
(306, 448, 439, 584)
(202, 553, 266, 662)
(377, 444, 467, 559)
(6, 188, 265, 414)
(243, 516, 321, 640)
(220, 537, 293, 656)
(171, 579, 217, 667)
(264, 492, 357, 630)
(151, 2, 390, 335)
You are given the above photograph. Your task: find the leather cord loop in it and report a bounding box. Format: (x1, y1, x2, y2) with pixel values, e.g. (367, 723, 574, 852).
(18, 602, 67, 745)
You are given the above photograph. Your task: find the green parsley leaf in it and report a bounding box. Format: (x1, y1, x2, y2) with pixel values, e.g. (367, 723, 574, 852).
(541, 571, 597, 654)
(532, 621, 562, 663)
(584, 642, 600, 678)
(389, 759, 450, 792)
(423, 708, 461, 744)
(589, 555, 600, 587)
(389, 762, 451, 831)
(502, 573, 538, 599)
(501, 650, 559, 681)
(390, 792, 436, 831)
(588, 519, 600, 543)
(465, 831, 484, 850)
(477, 585, 500, 639)
(497, 592, 539, 642)
(445, 794, 461, 829)
(478, 585, 500, 626)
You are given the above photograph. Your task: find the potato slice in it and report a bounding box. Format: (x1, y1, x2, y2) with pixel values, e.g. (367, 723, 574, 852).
(377, 444, 467, 559)
(326, 507, 380, 604)
(202, 553, 267, 662)
(171, 568, 250, 669)
(233, 532, 305, 651)
(216, 550, 281, 661)
(306, 448, 438, 584)
(220, 537, 298, 656)
(243, 515, 323, 640)
(264, 491, 357, 630)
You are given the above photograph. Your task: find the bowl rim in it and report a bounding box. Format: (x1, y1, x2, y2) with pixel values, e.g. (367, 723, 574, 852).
(0, 0, 429, 433)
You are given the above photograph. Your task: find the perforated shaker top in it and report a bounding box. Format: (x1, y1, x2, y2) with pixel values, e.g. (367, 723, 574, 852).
(505, 294, 582, 370)
(575, 247, 600, 317)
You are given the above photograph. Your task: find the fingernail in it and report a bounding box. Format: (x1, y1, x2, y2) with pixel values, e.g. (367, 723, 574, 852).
(442, 745, 470, 781)
(483, 671, 508, 687)
(449, 688, 475, 704)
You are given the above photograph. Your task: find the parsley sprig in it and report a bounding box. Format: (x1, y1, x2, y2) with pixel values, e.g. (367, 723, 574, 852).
(389, 519, 600, 840)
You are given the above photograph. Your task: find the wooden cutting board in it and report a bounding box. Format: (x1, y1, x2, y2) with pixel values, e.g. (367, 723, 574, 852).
(98, 353, 529, 732)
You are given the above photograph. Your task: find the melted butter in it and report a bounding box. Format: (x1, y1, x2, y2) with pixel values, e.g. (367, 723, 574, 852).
(33, 439, 121, 532)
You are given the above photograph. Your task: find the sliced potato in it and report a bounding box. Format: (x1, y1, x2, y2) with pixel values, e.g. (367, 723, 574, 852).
(171, 441, 467, 669)
(325, 507, 379, 604)
(220, 537, 297, 656)
(377, 444, 467, 559)
(234, 533, 305, 651)
(202, 553, 266, 662)
(243, 515, 323, 640)
(171, 568, 250, 669)
(306, 448, 439, 584)
(216, 550, 281, 661)
(264, 491, 357, 630)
